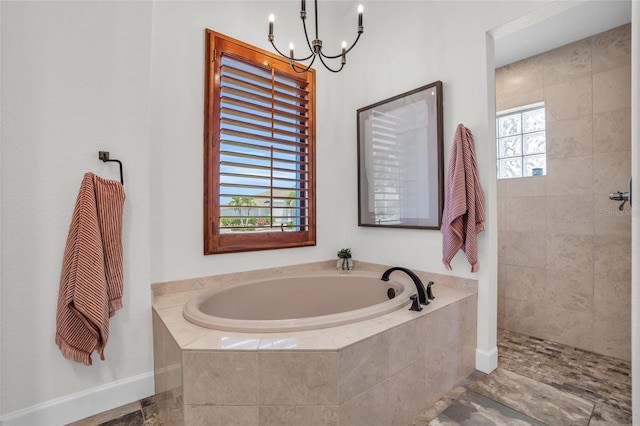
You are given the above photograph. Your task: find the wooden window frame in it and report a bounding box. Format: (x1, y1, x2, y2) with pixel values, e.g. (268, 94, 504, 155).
(204, 30, 316, 255)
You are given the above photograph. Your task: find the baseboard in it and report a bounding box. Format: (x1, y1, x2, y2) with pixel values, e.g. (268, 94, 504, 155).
(0, 371, 154, 426)
(475, 346, 498, 373)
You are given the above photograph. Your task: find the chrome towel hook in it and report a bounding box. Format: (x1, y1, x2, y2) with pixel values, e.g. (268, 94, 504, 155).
(98, 151, 124, 185)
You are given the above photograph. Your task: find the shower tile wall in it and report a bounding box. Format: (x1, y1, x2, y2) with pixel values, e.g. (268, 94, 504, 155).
(496, 24, 631, 361)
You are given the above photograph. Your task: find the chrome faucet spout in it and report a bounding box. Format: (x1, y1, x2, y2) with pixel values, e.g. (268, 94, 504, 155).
(381, 267, 428, 305)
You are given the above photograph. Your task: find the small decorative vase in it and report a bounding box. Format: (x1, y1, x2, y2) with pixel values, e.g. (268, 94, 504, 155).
(337, 258, 354, 271)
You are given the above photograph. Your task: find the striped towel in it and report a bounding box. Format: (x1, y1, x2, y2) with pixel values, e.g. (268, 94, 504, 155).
(56, 172, 125, 365)
(441, 124, 485, 272)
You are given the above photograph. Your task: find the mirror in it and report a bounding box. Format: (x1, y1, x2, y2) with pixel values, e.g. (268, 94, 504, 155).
(357, 81, 444, 229)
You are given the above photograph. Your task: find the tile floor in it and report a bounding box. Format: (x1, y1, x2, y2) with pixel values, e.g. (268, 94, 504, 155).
(69, 329, 631, 425)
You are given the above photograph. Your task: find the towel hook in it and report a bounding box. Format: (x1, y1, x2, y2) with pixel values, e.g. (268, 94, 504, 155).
(98, 151, 124, 185)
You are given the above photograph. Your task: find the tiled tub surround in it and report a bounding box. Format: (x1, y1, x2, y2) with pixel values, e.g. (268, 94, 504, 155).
(152, 261, 478, 426)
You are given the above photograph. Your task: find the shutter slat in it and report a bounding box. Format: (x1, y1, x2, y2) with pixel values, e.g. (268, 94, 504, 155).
(222, 64, 309, 97)
(222, 97, 308, 124)
(221, 86, 308, 115)
(221, 118, 307, 141)
(221, 107, 307, 132)
(220, 128, 308, 148)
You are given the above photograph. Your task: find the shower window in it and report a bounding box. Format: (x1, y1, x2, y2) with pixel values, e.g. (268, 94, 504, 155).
(496, 103, 546, 179)
(203, 30, 316, 254)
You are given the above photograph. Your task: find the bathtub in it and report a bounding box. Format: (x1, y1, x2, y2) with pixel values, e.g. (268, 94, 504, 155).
(183, 271, 412, 332)
(154, 262, 478, 425)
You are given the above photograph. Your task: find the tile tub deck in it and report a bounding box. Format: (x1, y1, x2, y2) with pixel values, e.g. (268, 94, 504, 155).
(151, 261, 478, 426)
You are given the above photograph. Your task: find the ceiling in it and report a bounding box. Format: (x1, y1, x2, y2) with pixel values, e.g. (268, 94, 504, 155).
(493, 0, 632, 68)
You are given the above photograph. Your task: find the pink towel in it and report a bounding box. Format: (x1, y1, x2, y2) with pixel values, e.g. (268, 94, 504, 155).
(56, 172, 125, 365)
(441, 124, 485, 272)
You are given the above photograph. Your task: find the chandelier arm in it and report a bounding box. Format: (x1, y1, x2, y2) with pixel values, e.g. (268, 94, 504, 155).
(290, 55, 317, 74)
(318, 32, 363, 59)
(317, 54, 345, 73)
(270, 40, 315, 62)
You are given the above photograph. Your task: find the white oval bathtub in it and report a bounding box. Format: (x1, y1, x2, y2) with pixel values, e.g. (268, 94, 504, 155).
(183, 271, 413, 332)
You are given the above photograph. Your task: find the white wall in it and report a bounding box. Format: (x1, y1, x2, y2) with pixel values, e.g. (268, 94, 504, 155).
(149, 1, 346, 283)
(4, 0, 633, 423)
(1, 1, 154, 421)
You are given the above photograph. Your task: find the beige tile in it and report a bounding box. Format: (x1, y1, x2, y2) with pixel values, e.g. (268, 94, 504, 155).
(546, 115, 592, 159)
(593, 108, 631, 154)
(183, 405, 258, 426)
(594, 274, 631, 321)
(338, 333, 389, 403)
(505, 196, 546, 232)
(154, 304, 209, 348)
(593, 66, 631, 114)
(594, 234, 632, 281)
(156, 394, 184, 426)
(544, 77, 592, 122)
(153, 311, 183, 395)
(594, 193, 632, 236)
(545, 268, 593, 313)
(497, 265, 506, 329)
(592, 23, 631, 73)
(502, 230, 546, 269)
(458, 296, 477, 335)
(593, 315, 631, 361)
(151, 278, 202, 299)
(496, 56, 544, 99)
(259, 406, 338, 426)
(153, 311, 168, 393)
(593, 150, 631, 194)
(546, 234, 593, 273)
(545, 155, 593, 196)
(423, 341, 459, 408)
(504, 265, 545, 304)
(504, 299, 544, 338)
(182, 351, 258, 405)
(338, 381, 390, 426)
(542, 37, 592, 86)
(498, 230, 507, 264)
(457, 329, 477, 382)
(505, 176, 545, 197)
(259, 351, 338, 405)
(424, 303, 457, 349)
(496, 89, 544, 113)
(389, 362, 427, 426)
(545, 194, 594, 236)
(542, 306, 594, 352)
(387, 316, 427, 376)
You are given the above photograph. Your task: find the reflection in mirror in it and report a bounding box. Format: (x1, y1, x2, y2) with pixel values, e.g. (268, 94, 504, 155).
(357, 81, 444, 229)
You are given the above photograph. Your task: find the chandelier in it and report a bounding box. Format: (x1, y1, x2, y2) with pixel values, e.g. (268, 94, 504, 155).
(268, 0, 364, 73)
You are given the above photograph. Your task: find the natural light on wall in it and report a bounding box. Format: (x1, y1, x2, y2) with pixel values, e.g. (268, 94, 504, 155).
(496, 103, 546, 179)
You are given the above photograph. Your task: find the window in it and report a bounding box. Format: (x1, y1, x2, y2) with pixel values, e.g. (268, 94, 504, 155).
(496, 103, 546, 179)
(204, 30, 316, 254)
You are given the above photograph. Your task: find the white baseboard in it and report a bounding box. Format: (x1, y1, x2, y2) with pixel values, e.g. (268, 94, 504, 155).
(0, 371, 154, 426)
(475, 346, 498, 373)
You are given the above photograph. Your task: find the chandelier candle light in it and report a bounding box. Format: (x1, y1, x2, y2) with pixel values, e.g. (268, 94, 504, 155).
(268, 0, 364, 73)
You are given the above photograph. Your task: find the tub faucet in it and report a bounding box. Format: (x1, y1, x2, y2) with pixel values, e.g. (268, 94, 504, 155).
(381, 267, 428, 305)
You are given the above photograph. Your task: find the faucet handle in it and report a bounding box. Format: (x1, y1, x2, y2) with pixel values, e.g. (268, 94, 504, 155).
(426, 281, 435, 300)
(409, 294, 423, 312)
